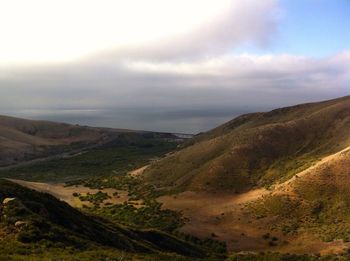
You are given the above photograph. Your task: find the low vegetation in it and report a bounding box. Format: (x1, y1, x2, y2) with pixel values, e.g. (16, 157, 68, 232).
(65, 172, 228, 256)
(0, 179, 227, 259)
(246, 146, 350, 245)
(0, 134, 178, 182)
(76, 191, 111, 205)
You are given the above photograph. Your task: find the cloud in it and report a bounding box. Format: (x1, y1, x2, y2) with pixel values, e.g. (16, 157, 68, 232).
(0, 0, 279, 65)
(0, 51, 349, 112)
(0, 0, 283, 110)
(105, 0, 279, 61)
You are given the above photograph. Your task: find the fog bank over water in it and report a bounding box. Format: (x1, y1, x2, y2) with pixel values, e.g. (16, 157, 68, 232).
(3, 107, 263, 134)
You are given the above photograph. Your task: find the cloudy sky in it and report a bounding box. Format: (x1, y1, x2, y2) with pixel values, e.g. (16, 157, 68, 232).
(0, 0, 349, 133)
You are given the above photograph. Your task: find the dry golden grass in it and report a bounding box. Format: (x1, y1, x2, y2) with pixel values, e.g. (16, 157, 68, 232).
(157, 188, 350, 255)
(7, 178, 133, 208)
(144, 95, 350, 193)
(155, 144, 350, 255)
(0, 115, 107, 166)
(274, 146, 350, 195)
(135, 96, 350, 255)
(158, 189, 269, 251)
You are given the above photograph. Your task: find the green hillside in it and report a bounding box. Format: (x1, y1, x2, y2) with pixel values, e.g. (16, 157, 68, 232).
(0, 114, 180, 168)
(0, 134, 178, 182)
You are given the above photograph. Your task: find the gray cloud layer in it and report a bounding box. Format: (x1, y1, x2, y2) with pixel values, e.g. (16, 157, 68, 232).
(1, 52, 348, 111)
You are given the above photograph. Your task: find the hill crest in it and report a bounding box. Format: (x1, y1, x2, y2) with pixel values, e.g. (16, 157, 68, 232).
(144, 95, 350, 192)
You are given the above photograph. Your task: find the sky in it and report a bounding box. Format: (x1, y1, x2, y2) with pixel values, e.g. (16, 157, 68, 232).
(0, 0, 349, 133)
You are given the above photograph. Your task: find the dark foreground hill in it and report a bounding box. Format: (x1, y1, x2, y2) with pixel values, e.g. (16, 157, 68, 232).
(144, 96, 350, 192)
(0, 179, 211, 259)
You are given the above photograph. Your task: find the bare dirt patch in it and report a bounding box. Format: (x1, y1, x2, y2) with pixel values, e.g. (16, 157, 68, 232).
(128, 165, 149, 177)
(8, 179, 130, 208)
(158, 189, 272, 251)
(158, 187, 349, 255)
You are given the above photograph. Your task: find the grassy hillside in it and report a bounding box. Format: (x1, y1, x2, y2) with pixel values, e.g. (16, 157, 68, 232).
(144, 96, 350, 192)
(0, 179, 227, 259)
(248, 146, 350, 243)
(0, 115, 109, 166)
(0, 136, 178, 182)
(0, 115, 181, 168)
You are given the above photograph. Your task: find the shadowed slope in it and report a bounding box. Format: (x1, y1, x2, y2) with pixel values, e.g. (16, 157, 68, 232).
(0, 179, 206, 258)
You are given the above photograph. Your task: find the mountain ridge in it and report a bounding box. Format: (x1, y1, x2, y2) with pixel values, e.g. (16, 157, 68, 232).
(144, 95, 350, 192)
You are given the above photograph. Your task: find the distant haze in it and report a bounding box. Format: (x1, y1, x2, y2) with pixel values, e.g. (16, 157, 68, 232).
(3, 107, 260, 134)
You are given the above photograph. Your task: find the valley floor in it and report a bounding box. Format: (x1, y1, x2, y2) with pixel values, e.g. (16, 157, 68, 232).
(7, 178, 134, 208)
(158, 190, 349, 255)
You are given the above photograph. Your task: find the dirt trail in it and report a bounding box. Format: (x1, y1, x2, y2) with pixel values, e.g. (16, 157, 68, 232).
(275, 146, 350, 194)
(158, 187, 349, 254)
(157, 146, 350, 254)
(128, 165, 149, 177)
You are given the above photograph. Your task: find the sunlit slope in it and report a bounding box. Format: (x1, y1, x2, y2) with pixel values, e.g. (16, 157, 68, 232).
(248, 146, 350, 243)
(144, 96, 350, 192)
